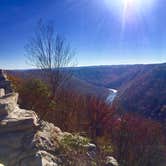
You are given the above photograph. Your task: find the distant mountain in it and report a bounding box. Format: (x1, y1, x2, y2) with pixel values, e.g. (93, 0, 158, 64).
(115, 63, 166, 122)
(62, 76, 109, 99)
(8, 69, 109, 100)
(8, 63, 166, 122)
(72, 64, 154, 89)
(72, 63, 166, 122)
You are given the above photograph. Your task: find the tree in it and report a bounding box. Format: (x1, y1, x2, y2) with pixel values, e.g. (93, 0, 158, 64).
(105, 113, 166, 166)
(7, 74, 56, 121)
(19, 78, 56, 120)
(25, 20, 75, 97)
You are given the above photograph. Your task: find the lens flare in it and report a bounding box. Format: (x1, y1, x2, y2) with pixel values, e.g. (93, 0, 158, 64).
(104, 0, 155, 20)
(104, 0, 155, 38)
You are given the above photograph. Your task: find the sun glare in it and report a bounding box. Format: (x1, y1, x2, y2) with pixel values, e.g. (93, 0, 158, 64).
(104, 0, 155, 15)
(123, 0, 155, 10)
(104, 0, 155, 32)
(125, 0, 140, 5)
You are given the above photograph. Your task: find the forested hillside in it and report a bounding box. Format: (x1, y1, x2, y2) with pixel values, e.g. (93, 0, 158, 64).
(7, 71, 166, 166)
(72, 64, 153, 89)
(8, 63, 166, 123)
(72, 63, 166, 122)
(114, 63, 166, 122)
(8, 70, 109, 100)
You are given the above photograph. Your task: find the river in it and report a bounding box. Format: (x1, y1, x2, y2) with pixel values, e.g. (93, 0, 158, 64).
(106, 89, 118, 104)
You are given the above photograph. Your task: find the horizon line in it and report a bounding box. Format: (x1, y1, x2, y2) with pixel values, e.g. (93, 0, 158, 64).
(3, 62, 166, 71)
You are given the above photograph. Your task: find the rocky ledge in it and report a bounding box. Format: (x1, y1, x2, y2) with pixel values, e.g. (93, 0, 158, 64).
(0, 70, 118, 166)
(0, 70, 65, 166)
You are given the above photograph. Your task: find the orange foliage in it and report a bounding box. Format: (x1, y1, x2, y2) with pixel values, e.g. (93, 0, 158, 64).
(8, 73, 166, 165)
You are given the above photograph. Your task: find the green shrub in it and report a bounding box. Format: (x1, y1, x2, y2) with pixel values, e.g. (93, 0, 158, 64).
(60, 133, 90, 150)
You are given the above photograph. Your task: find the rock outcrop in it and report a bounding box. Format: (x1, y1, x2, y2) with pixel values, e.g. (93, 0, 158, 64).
(0, 70, 118, 166)
(0, 71, 63, 166)
(0, 70, 13, 94)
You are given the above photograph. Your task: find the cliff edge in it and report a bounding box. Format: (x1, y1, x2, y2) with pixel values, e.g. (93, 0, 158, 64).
(0, 70, 118, 166)
(0, 70, 64, 166)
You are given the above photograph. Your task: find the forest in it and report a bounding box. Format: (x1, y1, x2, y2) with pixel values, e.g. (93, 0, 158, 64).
(7, 71, 166, 166)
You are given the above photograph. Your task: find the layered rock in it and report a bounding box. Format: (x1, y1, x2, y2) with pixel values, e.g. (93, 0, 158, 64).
(0, 71, 63, 166)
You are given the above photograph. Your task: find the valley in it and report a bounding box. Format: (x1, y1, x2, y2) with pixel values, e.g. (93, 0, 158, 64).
(72, 63, 166, 122)
(6, 63, 166, 166)
(1, 0, 166, 165)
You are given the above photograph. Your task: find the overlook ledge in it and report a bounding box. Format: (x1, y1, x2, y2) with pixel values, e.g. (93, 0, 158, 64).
(0, 70, 64, 166)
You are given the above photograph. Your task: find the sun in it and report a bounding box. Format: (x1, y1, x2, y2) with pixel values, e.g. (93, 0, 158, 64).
(104, 0, 155, 13)
(104, 0, 156, 39)
(124, 0, 139, 5)
(123, 0, 154, 10)
(124, 0, 135, 5)
(104, 0, 155, 23)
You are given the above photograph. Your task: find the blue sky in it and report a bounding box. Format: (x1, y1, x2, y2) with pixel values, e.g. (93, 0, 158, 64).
(0, 0, 166, 69)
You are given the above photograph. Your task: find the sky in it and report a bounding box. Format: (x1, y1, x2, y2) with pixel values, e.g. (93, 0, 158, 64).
(0, 0, 166, 69)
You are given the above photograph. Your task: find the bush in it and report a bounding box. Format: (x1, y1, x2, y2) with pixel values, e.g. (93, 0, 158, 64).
(59, 133, 92, 165)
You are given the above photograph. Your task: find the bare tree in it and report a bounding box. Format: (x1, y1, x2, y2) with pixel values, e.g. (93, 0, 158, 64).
(25, 20, 75, 97)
